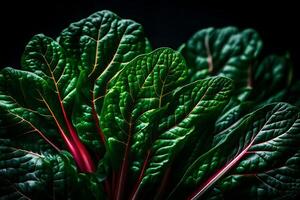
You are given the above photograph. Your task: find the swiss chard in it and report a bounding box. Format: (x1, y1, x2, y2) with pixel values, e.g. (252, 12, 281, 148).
(1, 10, 300, 200)
(178, 27, 262, 99)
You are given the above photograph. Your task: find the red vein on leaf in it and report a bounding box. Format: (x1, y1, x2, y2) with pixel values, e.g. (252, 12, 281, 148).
(91, 88, 112, 194)
(188, 107, 290, 199)
(155, 167, 171, 200)
(115, 122, 132, 200)
(130, 150, 151, 200)
(39, 95, 83, 166)
(88, 28, 101, 77)
(10, 147, 42, 158)
(138, 150, 151, 182)
(8, 111, 60, 152)
(55, 81, 94, 172)
(89, 34, 125, 147)
(205, 33, 214, 73)
(43, 55, 95, 172)
(188, 142, 253, 200)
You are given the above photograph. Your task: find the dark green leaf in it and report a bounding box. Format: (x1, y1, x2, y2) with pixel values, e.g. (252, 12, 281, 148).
(101, 48, 233, 199)
(100, 48, 188, 198)
(1, 33, 96, 172)
(0, 67, 61, 152)
(58, 10, 151, 152)
(249, 54, 293, 104)
(1, 10, 299, 200)
(179, 27, 262, 97)
(170, 103, 300, 199)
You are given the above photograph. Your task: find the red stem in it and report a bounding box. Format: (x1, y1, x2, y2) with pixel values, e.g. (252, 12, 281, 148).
(44, 57, 95, 173)
(130, 150, 151, 200)
(58, 92, 95, 172)
(40, 95, 88, 171)
(115, 145, 130, 200)
(115, 122, 134, 200)
(188, 142, 253, 200)
(91, 90, 111, 195)
(154, 167, 171, 200)
(57, 129, 86, 171)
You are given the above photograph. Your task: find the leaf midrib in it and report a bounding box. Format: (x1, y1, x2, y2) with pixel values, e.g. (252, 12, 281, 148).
(189, 105, 298, 199)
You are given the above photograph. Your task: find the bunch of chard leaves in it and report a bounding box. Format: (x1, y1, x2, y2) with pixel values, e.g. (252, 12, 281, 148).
(1, 10, 300, 200)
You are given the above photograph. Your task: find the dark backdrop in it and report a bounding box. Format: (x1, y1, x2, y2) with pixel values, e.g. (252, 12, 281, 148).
(0, 0, 299, 73)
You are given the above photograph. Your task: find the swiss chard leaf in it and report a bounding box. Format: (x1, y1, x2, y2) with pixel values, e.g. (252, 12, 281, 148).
(169, 103, 300, 199)
(249, 54, 293, 104)
(0, 10, 150, 199)
(59, 10, 151, 153)
(1, 34, 95, 172)
(100, 48, 188, 199)
(251, 54, 300, 107)
(101, 48, 233, 199)
(0, 67, 60, 153)
(0, 139, 105, 200)
(213, 54, 296, 143)
(179, 27, 262, 98)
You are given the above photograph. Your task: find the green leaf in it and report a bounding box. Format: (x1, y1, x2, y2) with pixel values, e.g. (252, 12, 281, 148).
(141, 77, 233, 199)
(58, 10, 151, 152)
(249, 55, 300, 107)
(213, 55, 295, 148)
(249, 54, 293, 104)
(0, 139, 105, 200)
(286, 80, 300, 107)
(170, 103, 300, 199)
(21, 34, 78, 109)
(101, 47, 233, 198)
(179, 27, 262, 97)
(214, 99, 253, 134)
(0, 139, 74, 200)
(1, 10, 299, 200)
(1, 33, 95, 172)
(0, 67, 61, 152)
(100, 48, 188, 198)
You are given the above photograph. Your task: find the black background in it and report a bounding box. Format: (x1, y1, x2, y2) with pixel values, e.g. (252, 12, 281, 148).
(0, 0, 299, 72)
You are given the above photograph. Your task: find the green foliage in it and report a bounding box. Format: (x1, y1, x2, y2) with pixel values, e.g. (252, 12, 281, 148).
(1, 10, 300, 200)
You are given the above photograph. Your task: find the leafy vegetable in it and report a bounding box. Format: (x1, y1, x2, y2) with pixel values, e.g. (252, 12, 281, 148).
(101, 48, 233, 199)
(178, 27, 262, 99)
(1, 10, 300, 200)
(169, 103, 300, 200)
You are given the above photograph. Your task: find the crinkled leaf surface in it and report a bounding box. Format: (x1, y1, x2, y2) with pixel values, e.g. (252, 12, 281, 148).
(1, 10, 300, 200)
(250, 54, 300, 107)
(0, 34, 78, 153)
(212, 54, 295, 151)
(101, 48, 233, 199)
(59, 10, 151, 153)
(214, 98, 253, 136)
(169, 103, 300, 200)
(0, 10, 149, 199)
(1, 32, 95, 173)
(0, 139, 105, 200)
(179, 27, 262, 98)
(249, 54, 293, 104)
